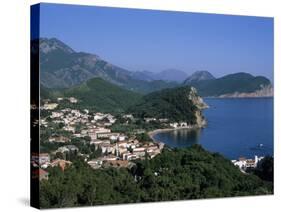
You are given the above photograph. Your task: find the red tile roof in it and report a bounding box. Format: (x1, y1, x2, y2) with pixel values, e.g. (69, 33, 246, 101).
(39, 168, 49, 176)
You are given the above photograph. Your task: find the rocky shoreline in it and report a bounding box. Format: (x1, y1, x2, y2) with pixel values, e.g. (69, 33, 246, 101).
(149, 87, 208, 143)
(205, 85, 273, 98)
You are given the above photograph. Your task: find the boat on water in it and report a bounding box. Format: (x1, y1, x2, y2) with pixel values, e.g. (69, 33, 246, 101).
(249, 143, 267, 151)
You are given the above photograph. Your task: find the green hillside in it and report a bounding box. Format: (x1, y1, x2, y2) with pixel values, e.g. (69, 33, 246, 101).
(128, 86, 198, 123)
(39, 145, 272, 208)
(64, 78, 142, 113)
(40, 85, 54, 100)
(186, 72, 271, 97)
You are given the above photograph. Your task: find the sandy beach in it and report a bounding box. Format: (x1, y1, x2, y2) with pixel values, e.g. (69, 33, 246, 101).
(148, 125, 202, 142)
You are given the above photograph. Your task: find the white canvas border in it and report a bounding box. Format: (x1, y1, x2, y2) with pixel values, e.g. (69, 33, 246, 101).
(0, 0, 280, 211)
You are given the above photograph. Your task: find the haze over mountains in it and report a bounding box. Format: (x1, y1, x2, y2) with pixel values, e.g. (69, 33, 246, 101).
(40, 38, 133, 88)
(39, 38, 177, 94)
(183, 71, 215, 84)
(38, 38, 273, 97)
(131, 69, 188, 82)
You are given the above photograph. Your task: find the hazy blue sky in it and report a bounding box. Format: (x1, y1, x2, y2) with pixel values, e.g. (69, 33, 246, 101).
(39, 3, 274, 80)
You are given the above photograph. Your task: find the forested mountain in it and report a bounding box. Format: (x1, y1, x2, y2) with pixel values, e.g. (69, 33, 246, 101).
(183, 70, 215, 84)
(153, 69, 188, 82)
(128, 85, 207, 124)
(63, 78, 142, 113)
(38, 38, 271, 97)
(38, 38, 177, 94)
(184, 72, 272, 97)
(130, 70, 156, 81)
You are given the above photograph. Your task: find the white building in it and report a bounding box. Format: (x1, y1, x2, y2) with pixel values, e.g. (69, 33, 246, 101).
(144, 118, 156, 123)
(118, 135, 126, 142)
(69, 97, 78, 103)
(94, 113, 106, 121)
(179, 122, 188, 127)
(232, 155, 264, 170)
(50, 112, 63, 119)
(43, 103, 58, 110)
(109, 135, 118, 141)
(170, 123, 178, 128)
(88, 159, 103, 169)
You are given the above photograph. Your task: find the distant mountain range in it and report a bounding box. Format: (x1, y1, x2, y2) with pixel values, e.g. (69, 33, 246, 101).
(184, 72, 272, 97)
(131, 69, 188, 82)
(183, 70, 215, 84)
(38, 38, 273, 97)
(38, 38, 177, 94)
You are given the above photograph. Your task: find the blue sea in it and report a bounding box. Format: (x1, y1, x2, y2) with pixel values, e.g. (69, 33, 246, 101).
(153, 98, 273, 159)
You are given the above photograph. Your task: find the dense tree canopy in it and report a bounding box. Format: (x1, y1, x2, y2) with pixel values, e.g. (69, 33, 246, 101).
(64, 78, 142, 113)
(253, 156, 274, 182)
(186, 73, 271, 97)
(128, 86, 198, 123)
(40, 145, 272, 208)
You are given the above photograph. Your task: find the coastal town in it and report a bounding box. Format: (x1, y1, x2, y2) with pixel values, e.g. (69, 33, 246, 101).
(33, 96, 168, 180)
(32, 96, 267, 181)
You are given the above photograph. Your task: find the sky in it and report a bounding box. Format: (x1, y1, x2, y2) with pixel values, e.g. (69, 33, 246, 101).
(38, 3, 273, 80)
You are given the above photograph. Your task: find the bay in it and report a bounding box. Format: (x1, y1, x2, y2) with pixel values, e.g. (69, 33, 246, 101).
(153, 98, 273, 159)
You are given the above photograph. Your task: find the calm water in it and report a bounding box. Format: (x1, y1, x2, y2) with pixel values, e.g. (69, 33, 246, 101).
(153, 98, 273, 159)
